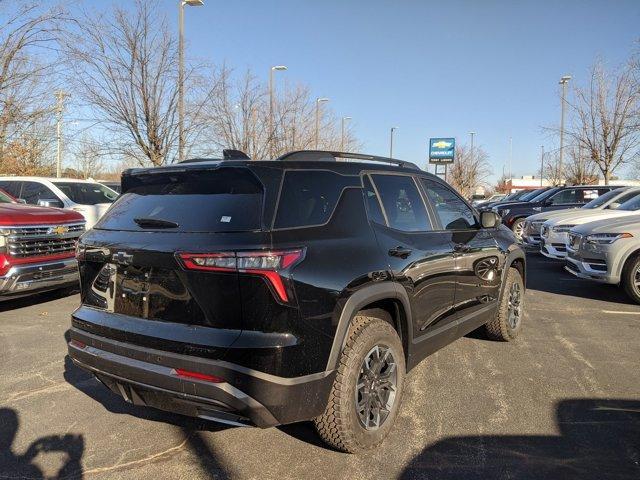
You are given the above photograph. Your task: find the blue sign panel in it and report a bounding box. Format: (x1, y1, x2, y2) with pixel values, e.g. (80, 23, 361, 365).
(429, 137, 455, 163)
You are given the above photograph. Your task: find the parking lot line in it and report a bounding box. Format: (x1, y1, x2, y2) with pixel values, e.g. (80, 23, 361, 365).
(601, 310, 640, 315)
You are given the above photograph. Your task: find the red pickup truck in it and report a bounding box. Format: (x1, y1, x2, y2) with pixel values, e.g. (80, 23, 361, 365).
(0, 188, 85, 299)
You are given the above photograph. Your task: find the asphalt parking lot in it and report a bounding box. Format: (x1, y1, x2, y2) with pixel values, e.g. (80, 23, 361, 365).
(1, 254, 639, 480)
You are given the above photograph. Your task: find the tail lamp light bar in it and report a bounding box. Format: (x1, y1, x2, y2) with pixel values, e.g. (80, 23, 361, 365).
(177, 249, 304, 303)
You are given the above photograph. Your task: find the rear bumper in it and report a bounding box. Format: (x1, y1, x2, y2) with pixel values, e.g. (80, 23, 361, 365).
(66, 327, 335, 427)
(0, 257, 78, 297)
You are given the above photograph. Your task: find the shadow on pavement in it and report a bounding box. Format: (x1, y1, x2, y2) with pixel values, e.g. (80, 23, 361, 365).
(524, 254, 636, 305)
(0, 287, 79, 313)
(400, 398, 640, 480)
(0, 408, 84, 480)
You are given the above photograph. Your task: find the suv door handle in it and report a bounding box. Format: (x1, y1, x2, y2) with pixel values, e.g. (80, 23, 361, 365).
(388, 246, 412, 259)
(454, 243, 471, 253)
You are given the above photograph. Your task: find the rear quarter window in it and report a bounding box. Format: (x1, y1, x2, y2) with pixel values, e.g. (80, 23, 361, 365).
(274, 170, 359, 229)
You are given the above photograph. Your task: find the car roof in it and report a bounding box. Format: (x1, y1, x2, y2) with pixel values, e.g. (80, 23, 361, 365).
(0, 176, 101, 183)
(126, 150, 437, 179)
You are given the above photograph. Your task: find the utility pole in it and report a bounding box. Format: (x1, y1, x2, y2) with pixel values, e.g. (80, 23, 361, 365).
(315, 97, 329, 149)
(540, 145, 545, 187)
(508, 137, 513, 180)
(558, 75, 571, 183)
(341, 116, 351, 151)
(55, 91, 68, 178)
(389, 127, 398, 158)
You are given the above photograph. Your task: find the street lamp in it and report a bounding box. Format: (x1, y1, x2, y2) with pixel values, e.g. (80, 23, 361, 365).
(389, 127, 398, 158)
(269, 65, 287, 157)
(341, 116, 352, 151)
(558, 75, 571, 183)
(178, 0, 204, 163)
(469, 131, 476, 161)
(315, 97, 329, 148)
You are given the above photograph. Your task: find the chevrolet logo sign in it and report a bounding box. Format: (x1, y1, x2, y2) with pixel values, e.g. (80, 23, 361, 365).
(49, 225, 70, 235)
(432, 141, 452, 149)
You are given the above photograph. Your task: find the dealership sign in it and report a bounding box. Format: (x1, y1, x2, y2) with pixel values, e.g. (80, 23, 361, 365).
(429, 138, 455, 164)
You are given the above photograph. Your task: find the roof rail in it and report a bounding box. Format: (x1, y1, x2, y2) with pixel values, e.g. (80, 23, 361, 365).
(276, 150, 420, 170)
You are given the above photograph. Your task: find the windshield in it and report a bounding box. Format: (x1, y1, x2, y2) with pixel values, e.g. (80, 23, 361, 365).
(618, 194, 640, 211)
(0, 189, 14, 203)
(583, 188, 624, 209)
(53, 182, 118, 205)
(520, 188, 546, 201)
(529, 188, 558, 202)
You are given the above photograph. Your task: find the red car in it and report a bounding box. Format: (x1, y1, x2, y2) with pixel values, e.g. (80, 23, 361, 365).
(0, 188, 85, 300)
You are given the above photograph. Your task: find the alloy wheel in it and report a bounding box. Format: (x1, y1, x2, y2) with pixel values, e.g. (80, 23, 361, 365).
(507, 281, 522, 329)
(355, 345, 398, 430)
(513, 221, 525, 240)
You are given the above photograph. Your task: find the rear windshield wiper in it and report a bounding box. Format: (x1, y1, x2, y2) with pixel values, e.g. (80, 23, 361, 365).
(133, 217, 179, 229)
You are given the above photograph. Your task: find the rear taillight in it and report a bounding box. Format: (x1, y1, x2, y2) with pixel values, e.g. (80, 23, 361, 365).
(177, 249, 304, 303)
(174, 368, 224, 383)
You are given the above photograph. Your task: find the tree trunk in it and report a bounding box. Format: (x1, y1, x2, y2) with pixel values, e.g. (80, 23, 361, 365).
(604, 168, 610, 185)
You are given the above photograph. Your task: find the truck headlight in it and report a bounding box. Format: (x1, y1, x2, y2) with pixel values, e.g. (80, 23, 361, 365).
(585, 233, 633, 244)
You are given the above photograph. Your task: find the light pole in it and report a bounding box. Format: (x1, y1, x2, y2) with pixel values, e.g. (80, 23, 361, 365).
(55, 91, 68, 178)
(540, 145, 545, 187)
(269, 65, 287, 157)
(341, 116, 352, 151)
(469, 131, 476, 161)
(315, 97, 329, 148)
(559, 75, 571, 183)
(178, 0, 204, 163)
(508, 137, 513, 180)
(389, 127, 398, 158)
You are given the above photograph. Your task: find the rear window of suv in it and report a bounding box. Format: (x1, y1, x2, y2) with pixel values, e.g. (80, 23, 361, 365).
(95, 167, 264, 232)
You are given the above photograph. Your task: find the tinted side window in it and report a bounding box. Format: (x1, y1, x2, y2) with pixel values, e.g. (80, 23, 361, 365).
(20, 181, 57, 205)
(274, 170, 356, 229)
(0, 181, 22, 198)
(370, 174, 431, 232)
(421, 179, 478, 230)
(362, 176, 385, 225)
(549, 189, 578, 205)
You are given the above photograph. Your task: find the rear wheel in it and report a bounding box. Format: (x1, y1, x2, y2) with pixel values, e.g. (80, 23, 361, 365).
(314, 311, 405, 453)
(511, 218, 525, 240)
(621, 254, 640, 304)
(485, 267, 524, 341)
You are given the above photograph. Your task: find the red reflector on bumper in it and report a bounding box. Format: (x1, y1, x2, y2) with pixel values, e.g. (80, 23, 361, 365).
(174, 368, 223, 383)
(69, 339, 86, 349)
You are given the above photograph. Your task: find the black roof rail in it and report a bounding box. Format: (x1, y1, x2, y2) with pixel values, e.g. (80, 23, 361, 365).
(276, 150, 420, 170)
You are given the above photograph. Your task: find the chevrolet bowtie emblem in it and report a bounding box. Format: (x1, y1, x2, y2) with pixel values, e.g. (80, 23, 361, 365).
(432, 141, 452, 149)
(49, 225, 69, 235)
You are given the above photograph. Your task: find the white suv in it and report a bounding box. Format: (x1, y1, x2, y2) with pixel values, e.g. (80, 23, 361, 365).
(0, 177, 118, 229)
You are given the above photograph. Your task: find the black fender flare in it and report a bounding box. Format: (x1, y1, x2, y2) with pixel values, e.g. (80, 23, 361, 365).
(500, 246, 526, 295)
(325, 282, 412, 371)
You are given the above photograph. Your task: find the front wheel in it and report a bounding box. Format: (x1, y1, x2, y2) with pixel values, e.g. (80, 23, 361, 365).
(314, 311, 405, 453)
(485, 267, 524, 341)
(621, 255, 640, 304)
(511, 218, 525, 241)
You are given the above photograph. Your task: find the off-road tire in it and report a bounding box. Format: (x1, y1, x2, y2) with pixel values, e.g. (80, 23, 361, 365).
(621, 254, 640, 304)
(314, 310, 405, 453)
(485, 267, 524, 341)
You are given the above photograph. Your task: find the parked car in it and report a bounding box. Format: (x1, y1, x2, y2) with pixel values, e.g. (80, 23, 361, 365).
(492, 185, 617, 240)
(522, 186, 638, 251)
(472, 193, 506, 207)
(98, 180, 121, 193)
(538, 188, 640, 258)
(0, 193, 85, 300)
(0, 177, 119, 229)
(67, 150, 526, 453)
(566, 214, 640, 303)
(481, 187, 550, 210)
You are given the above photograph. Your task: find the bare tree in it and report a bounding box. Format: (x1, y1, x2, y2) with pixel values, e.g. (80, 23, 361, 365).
(567, 61, 640, 184)
(65, 0, 216, 167)
(563, 145, 598, 184)
(0, 1, 66, 163)
(448, 144, 492, 198)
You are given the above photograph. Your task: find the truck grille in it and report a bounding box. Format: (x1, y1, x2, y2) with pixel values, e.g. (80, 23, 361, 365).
(4, 223, 85, 258)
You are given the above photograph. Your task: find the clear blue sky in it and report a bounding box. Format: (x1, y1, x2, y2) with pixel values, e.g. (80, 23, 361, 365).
(90, 0, 640, 180)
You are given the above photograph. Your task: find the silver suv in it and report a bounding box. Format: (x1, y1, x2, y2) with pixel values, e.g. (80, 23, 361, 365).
(566, 214, 640, 302)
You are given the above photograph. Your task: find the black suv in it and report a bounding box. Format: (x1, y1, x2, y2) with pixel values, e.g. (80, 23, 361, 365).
(67, 150, 526, 453)
(492, 185, 617, 240)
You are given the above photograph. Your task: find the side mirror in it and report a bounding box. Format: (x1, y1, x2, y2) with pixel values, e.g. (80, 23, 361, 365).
(609, 202, 621, 210)
(37, 198, 64, 209)
(16, 198, 26, 204)
(480, 211, 500, 229)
